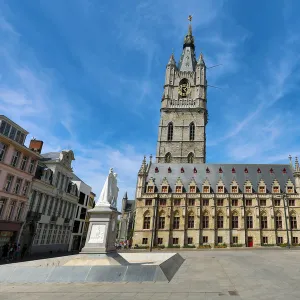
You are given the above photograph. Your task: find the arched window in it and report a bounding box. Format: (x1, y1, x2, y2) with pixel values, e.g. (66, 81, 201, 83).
(189, 122, 195, 141)
(167, 122, 173, 141)
(165, 152, 172, 163)
(178, 78, 190, 98)
(187, 152, 194, 163)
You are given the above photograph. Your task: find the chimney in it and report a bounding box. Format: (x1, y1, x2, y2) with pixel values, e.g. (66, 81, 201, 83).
(29, 139, 43, 154)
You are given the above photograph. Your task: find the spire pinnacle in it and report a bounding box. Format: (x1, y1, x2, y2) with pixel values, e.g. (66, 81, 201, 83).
(197, 53, 205, 65)
(183, 15, 195, 50)
(167, 53, 176, 66)
(138, 155, 147, 174)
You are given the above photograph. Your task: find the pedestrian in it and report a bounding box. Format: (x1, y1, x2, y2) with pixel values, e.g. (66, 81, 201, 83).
(21, 243, 28, 259)
(1, 243, 9, 260)
(14, 243, 21, 260)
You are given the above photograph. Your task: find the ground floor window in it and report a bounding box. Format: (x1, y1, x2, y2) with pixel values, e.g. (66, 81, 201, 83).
(33, 224, 42, 245)
(293, 237, 298, 244)
(203, 236, 208, 243)
(217, 236, 223, 244)
(157, 238, 163, 245)
(277, 236, 283, 244)
(262, 236, 268, 244)
(187, 237, 193, 244)
(232, 236, 238, 244)
(142, 238, 148, 244)
(173, 237, 179, 245)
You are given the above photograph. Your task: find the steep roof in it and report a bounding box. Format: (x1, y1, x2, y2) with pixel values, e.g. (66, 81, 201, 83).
(146, 163, 294, 193)
(41, 152, 60, 161)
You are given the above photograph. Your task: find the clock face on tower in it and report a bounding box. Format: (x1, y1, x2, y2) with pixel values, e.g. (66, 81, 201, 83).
(178, 81, 191, 97)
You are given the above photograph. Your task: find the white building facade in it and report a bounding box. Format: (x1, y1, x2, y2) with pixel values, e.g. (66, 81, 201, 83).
(69, 175, 92, 251)
(22, 146, 79, 254)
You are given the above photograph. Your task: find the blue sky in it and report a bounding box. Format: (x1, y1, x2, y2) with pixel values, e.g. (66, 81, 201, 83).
(1, 0, 300, 205)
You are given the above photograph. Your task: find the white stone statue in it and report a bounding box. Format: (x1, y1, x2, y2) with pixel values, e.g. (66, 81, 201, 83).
(111, 173, 119, 208)
(96, 168, 119, 208)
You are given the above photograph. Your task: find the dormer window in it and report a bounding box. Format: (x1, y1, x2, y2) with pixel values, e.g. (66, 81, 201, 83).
(175, 186, 182, 193)
(217, 186, 224, 193)
(259, 186, 265, 193)
(206, 167, 210, 173)
(168, 167, 172, 173)
(232, 168, 236, 173)
(273, 186, 279, 194)
(193, 168, 197, 173)
(203, 186, 210, 193)
(231, 186, 238, 193)
(147, 186, 154, 193)
(181, 167, 184, 173)
(287, 186, 294, 194)
(162, 186, 168, 193)
(155, 167, 159, 173)
(189, 186, 196, 193)
(219, 167, 223, 173)
(283, 168, 287, 174)
(245, 186, 252, 193)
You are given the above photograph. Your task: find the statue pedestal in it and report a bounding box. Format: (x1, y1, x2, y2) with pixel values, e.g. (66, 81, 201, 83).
(80, 205, 120, 254)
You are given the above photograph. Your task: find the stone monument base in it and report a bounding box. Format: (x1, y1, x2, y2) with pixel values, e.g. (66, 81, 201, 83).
(80, 205, 120, 254)
(0, 252, 185, 283)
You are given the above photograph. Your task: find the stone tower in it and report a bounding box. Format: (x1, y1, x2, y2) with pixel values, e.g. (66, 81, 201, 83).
(156, 20, 208, 164)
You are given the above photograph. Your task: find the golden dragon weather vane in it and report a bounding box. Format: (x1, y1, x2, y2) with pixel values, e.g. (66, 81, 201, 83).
(188, 15, 192, 23)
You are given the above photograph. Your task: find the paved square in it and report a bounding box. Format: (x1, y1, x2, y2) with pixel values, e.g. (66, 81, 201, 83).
(1, 249, 300, 300)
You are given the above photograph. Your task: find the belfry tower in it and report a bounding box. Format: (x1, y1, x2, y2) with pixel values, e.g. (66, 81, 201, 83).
(156, 16, 208, 164)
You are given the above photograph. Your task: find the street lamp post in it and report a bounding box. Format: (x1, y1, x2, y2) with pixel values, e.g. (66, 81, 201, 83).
(282, 193, 290, 249)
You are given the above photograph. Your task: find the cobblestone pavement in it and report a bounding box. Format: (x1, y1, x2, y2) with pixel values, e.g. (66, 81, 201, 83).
(1, 249, 300, 300)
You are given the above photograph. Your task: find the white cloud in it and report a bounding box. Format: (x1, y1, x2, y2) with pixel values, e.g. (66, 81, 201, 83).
(0, 15, 146, 210)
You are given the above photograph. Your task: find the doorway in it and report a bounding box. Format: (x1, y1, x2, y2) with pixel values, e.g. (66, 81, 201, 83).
(247, 236, 253, 247)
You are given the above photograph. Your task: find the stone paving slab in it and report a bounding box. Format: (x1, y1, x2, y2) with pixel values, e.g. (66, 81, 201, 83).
(1, 250, 300, 299)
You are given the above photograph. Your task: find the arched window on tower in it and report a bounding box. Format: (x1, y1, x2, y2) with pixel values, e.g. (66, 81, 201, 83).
(167, 122, 173, 141)
(187, 152, 194, 163)
(189, 122, 195, 141)
(165, 152, 172, 163)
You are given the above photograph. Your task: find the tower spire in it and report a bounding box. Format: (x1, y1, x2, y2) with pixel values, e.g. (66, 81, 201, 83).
(178, 16, 197, 72)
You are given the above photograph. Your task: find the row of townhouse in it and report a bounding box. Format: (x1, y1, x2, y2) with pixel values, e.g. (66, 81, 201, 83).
(0, 115, 95, 254)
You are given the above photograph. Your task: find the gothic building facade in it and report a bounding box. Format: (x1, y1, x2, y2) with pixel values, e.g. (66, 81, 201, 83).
(132, 22, 300, 248)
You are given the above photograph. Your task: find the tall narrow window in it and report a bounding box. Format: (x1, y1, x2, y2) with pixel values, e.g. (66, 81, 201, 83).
(217, 215, 224, 229)
(20, 156, 28, 171)
(165, 152, 172, 163)
(4, 175, 14, 192)
(0, 142, 7, 161)
(187, 152, 194, 163)
(246, 215, 253, 229)
(261, 215, 268, 229)
(0, 198, 6, 217)
(232, 215, 238, 229)
(189, 122, 195, 141)
(188, 214, 194, 228)
(203, 215, 209, 228)
(173, 213, 180, 229)
(290, 216, 297, 229)
(167, 122, 173, 141)
(158, 216, 165, 229)
(143, 214, 151, 229)
(11, 150, 20, 167)
(28, 159, 36, 174)
(276, 215, 282, 229)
